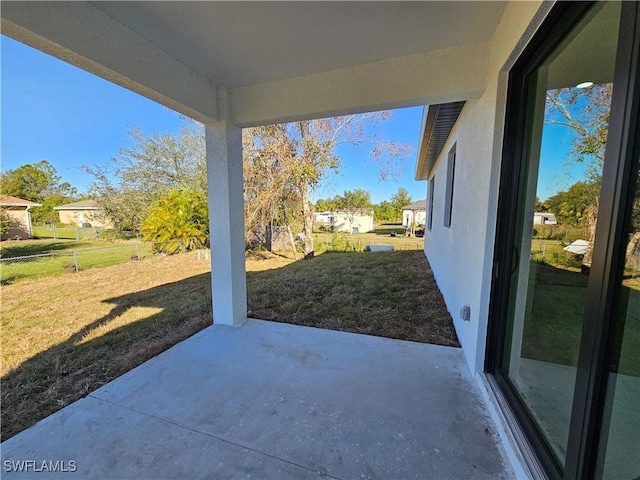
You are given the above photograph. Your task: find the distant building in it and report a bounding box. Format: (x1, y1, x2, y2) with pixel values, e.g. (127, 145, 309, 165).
(54, 200, 113, 228)
(314, 210, 374, 233)
(0, 195, 41, 240)
(402, 200, 427, 227)
(533, 212, 557, 225)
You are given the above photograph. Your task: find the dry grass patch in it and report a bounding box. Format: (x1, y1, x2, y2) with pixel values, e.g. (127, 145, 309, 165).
(2, 248, 457, 442)
(247, 250, 459, 346)
(1, 252, 213, 441)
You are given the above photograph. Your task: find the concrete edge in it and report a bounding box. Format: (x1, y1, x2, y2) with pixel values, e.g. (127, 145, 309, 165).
(475, 373, 534, 480)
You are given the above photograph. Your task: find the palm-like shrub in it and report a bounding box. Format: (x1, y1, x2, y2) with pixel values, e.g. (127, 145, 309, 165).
(141, 189, 209, 254)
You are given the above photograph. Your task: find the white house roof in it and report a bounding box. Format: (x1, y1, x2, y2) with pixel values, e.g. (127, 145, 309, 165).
(316, 210, 374, 216)
(0, 194, 42, 207)
(1, 1, 507, 127)
(403, 200, 427, 211)
(53, 199, 100, 211)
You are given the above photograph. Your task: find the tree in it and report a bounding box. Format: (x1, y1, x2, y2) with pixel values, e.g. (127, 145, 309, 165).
(86, 114, 410, 252)
(31, 198, 64, 225)
(141, 189, 209, 254)
(244, 121, 338, 257)
(545, 181, 599, 226)
(390, 187, 413, 221)
(333, 189, 372, 233)
(84, 121, 206, 231)
(0, 160, 78, 224)
(535, 197, 550, 213)
(546, 85, 610, 174)
(373, 201, 395, 222)
(316, 189, 373, 232)
(243, 127, 303, 257)
(244, 113, 411, 257)
(546, 84, 611, 263)
(1, 160, 60, 201)
(370, 188, 413, 223)
(315, 197, 339, 212)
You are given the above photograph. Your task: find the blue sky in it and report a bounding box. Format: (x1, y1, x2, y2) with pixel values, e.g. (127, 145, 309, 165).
(1, 36, 427, 205)
(538, 124, 589, 201)
(2, 35, 593, 205)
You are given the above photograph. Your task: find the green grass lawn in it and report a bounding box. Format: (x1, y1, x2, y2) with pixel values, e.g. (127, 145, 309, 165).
(521, 261, 640, 376)
(530, 238, 583, 268)
(31, 225, 98, 240)
(247, 250, 456, 346)
(313, 224, 424, 252)
(0, 239, 154, 284)
(0, 238, 102, 258)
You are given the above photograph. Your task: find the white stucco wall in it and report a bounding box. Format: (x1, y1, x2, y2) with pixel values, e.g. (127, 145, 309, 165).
(1, 207, 32, 240)
(403, 210, 427, 228)
(332, 212, 374, 233)
(423, 1, 548, 374)
(57, 209, 114, 228)
(314, 212, 374, 233)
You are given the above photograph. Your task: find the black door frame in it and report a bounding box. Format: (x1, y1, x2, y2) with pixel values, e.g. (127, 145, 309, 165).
(485, 2, 640, 479)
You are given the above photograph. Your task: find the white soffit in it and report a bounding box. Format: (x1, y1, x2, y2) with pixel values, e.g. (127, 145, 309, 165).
(92, 1, 506, 88)
(415, 102, 465, 181)
(1, 1, 506, 126)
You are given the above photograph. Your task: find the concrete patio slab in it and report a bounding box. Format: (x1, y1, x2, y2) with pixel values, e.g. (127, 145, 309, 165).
(1, 319, 516, 479)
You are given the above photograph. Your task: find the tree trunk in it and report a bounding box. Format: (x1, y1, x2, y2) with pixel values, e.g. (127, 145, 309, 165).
(625, 231, 640, 270)
(281, 206, 298, 260)
(286, 224, 298, 260)
(583, 203, 598, 267)
(300, 182, 315, 258)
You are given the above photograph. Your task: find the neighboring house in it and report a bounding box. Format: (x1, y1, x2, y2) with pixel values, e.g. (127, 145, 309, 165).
(402, 200, 427, 227)
(314, 212, 334, 226)
(53, 200, 112, 228)
(314, 210, 374, 233)
(5, 2, 639, 479)
(0, 195, 41, 240)
(533, 212, 558, 225)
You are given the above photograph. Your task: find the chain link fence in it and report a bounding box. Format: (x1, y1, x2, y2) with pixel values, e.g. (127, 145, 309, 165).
(0, 241, 209, 285)
(32, 225, 99, 240)
(31, 225, 140, 241)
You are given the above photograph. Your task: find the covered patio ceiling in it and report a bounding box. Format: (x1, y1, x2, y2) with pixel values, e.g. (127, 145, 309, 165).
(1, 1, 506, 126)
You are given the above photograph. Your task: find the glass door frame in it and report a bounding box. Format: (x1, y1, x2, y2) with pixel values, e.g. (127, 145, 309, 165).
(485, 2, 640, 479)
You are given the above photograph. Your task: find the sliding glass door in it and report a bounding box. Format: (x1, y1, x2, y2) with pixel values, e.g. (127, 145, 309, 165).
(488, 2, 639, 479)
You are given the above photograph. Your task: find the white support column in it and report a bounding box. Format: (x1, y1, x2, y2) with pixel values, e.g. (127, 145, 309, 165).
(205, 89, 246, 326)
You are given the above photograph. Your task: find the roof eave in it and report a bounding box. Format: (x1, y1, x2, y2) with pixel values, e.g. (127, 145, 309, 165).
(414, 101, 465, 181)
(0, 202, 42, 207)
(53, 207, 98, 211)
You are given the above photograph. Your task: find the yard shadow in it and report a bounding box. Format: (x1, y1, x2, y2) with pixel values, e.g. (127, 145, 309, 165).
(372, 224, 404, 236)
(247, 250, 459, 347)
(0, 240, 89, 258)
(2, 249, 461, 442)
(1, 272, 213, 441)
(521, 261, 639, 376)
